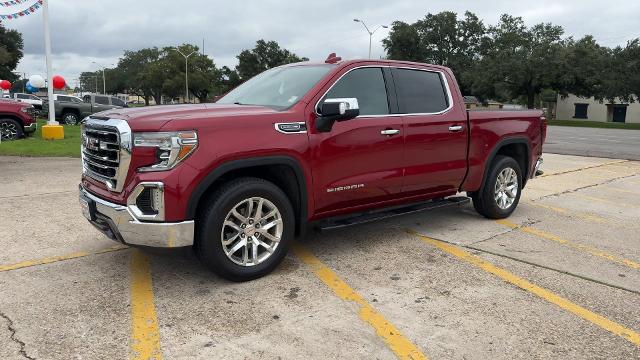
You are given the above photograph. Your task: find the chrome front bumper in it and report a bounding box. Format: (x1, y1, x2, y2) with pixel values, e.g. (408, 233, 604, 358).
(79, 185, 194, 248)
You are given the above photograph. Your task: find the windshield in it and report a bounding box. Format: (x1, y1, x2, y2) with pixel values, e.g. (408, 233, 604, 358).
(217, 64, 334, 109)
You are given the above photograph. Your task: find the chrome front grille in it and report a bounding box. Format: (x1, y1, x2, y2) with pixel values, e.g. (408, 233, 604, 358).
(81, 117, 132, 192)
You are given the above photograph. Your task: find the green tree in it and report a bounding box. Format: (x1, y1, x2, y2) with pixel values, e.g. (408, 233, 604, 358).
(467, 15, 567, 108)
(0, 24, 24, 81)
(118, 48, 164, 105)
(557, 36, 609, 101)
(161, 44, 223, 103)
(383, 11, 487, 93)
(235, 39, 308, 80)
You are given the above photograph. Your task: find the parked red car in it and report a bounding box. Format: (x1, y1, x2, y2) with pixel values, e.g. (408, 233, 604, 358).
(0, 99, 38, 140)
(79, 56, 546, 281)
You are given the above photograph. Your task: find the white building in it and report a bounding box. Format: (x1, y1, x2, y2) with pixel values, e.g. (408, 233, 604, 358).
(556, 94, 640, 123)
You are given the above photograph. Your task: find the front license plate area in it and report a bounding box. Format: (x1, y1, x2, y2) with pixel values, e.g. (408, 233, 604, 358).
(79, 194, 96, 221)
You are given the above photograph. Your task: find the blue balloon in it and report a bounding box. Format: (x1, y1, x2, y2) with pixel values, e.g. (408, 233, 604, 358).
(26, 82, 36, 93)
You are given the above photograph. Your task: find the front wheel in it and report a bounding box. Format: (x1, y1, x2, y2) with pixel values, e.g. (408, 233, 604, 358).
(0, 119, 23, 140)
(472, 155, 522, 219)
(196, 177, 295, 281)
(62, 112, 80, 125)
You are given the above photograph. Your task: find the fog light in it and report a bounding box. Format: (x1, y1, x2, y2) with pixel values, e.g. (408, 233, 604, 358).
(127, 182, 165, 221)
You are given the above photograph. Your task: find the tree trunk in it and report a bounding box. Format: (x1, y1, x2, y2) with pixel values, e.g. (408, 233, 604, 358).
(144, 96, 150, 106)
(527, 91, 535, 109)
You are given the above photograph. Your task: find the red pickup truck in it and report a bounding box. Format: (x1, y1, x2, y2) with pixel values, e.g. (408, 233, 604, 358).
(79, 56, 546, 281)
(0, 99, 38, 140)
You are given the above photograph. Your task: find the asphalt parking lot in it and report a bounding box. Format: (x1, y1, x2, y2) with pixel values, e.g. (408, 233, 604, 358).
(1, 154, 639, 359)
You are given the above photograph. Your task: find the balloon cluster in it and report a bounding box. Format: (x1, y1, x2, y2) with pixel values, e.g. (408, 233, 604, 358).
(0, 75, 65, 93)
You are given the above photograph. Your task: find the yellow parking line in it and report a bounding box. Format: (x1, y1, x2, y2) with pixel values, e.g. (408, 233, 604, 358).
(496, 220, 640, 270)
(130, 250, 162, 360)
(540, 160, 628, 177)
(526, 202, 607, 224)
(0, 245, 128, 272)
(409, 230, 640, 347)
(569, 193, 640, 208)
(606, 187, 640, 196)
(292, 243, 427, 360)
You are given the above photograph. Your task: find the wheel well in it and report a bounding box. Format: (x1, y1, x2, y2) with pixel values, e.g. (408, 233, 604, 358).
(62, 108, 80, 116)
(0, 115, 24, 128)
(495, 142, 529, 182)
(192, 162, 306, 237)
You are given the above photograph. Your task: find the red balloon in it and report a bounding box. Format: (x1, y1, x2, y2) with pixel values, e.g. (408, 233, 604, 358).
(0, 80, 11, 90)
(52, 75, 66, 90)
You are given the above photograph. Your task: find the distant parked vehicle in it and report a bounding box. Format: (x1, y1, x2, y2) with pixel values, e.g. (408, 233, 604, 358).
(48, 94, 125, 125)
(0, 99, 38, 140)
(12, 93, 44, 110)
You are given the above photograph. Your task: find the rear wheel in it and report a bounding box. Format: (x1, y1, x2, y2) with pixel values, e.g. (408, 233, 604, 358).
(0, 119, 22, 140)
(62, 112, 80, 125)
(472, 155, 522, 219)
(196, 177, 294, 281)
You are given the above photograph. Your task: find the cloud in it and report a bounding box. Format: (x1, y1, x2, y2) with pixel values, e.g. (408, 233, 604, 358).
(3, 0, 639, 83)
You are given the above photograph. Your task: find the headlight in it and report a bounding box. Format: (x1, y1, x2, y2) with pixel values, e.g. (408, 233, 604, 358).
(21, 105, 35, 114)
(134, 131, 198, 172)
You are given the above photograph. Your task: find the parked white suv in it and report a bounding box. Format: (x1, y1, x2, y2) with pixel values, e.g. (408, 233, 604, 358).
(13, 93, 44, 110)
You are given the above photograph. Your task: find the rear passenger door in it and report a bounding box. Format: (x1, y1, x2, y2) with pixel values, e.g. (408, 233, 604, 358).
(92, 95, 111, 113)
(392, 67, 468, 196)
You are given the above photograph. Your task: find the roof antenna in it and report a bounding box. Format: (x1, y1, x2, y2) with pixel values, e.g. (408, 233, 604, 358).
(325, 53, 342, 64)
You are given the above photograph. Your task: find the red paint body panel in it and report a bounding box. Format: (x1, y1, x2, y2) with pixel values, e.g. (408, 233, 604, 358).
(0, 99, 37, 129)
(82, 59, 544, 224)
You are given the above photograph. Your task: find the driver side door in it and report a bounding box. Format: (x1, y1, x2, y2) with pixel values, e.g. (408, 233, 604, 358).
(308, 66, 405, 216)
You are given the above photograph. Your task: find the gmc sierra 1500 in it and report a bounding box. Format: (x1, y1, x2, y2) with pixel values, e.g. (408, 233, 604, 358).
(79, 55, 545, 281)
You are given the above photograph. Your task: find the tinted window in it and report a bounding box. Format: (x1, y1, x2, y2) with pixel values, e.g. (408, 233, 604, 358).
(95, 96, 109, 105)
(323, 68, 389, 116)
(17, 94, 28, 99)
(394, 69, 449, 113)
(57, 96, 70, 102)
(111, 98, 125, 107)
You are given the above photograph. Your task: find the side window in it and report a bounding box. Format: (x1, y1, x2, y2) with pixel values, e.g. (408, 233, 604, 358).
(111, 98, 125, 107)
(323, 67, 389, 116)
(57, 96, 70, 102)
(30, 95, 40, 101)
(17, 94, 28, 99)
(394, 68, 449, 114)
(95, 96, 109, 105)
(573, 103, 588, 119)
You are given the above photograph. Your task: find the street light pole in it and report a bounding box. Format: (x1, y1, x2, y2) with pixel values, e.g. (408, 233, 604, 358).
(171, 48, 196, 103)
(353, 19, 388, 59)
(91, 61, 107, 94)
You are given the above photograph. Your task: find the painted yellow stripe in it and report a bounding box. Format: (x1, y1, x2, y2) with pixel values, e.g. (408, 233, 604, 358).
(496, 220, 640, 270)
(0, 245, 127, 272)
(526, 202, 607, 224)
(130, 250, 162, 360)
(292, 243, 427, 360)
(409, 230, 640, 347)
(569, 193, 640, 208)
(540, 160, 628, 177)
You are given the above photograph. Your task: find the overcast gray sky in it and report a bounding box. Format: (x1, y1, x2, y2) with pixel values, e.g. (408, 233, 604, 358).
(2, 0, 639, 87)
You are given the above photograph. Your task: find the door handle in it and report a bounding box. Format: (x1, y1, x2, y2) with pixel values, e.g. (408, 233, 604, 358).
(380, 129, 400, 136)
(448, 125, 464, 132)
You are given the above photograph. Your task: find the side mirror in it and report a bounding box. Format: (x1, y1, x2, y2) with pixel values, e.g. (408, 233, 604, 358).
(316, 98, 360, 132)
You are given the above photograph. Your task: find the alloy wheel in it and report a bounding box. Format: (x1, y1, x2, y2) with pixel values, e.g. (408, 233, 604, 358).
(220, 197, 283, 266)
(494, 167, 518, 210)
(0, 122, 18, 140)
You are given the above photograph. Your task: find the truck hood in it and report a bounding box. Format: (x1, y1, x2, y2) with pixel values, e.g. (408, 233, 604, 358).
(96, 103, 279, 131)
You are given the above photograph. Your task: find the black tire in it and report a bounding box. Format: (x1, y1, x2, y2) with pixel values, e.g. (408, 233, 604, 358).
(62, 112, 80, 125)
(0, 118, 23, 140)
(472, 155, 522, 219)
(196, 177, 295, 281)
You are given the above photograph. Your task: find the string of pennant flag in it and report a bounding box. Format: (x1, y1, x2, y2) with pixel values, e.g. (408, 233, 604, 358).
(0, 0, 42, 20)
